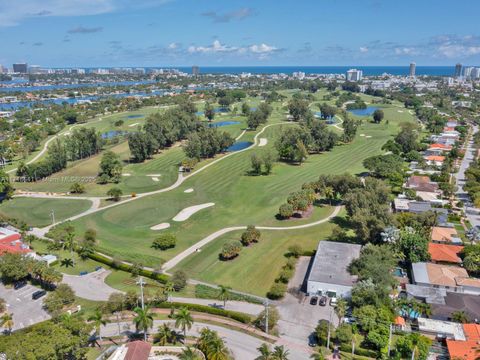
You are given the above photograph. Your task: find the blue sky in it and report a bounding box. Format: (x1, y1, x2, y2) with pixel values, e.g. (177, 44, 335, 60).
(1, 0, 480, 67)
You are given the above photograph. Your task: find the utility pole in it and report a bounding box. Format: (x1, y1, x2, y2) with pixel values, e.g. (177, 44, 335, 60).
(352, 339, 355, 357)
(387, 323, 393, 358)
(411, 346, 416, 360)
(51, 209, 55, 225)
(137, 277, 146, 310)
(327, 309, 333, 350)
(264, 299, 269, 335)
(115, 311, 121, 336)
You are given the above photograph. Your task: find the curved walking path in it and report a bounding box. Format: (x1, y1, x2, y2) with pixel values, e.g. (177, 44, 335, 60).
(162, 205, 342, 271)
(29, 121, 291, 235)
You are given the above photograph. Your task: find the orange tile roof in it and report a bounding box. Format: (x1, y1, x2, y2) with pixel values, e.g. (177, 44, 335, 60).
(444, 127, 455, 132)
(447, 339, 480, 360)
(426, 155, 446, 162)
(429, 143, 453, 150)
(456, 277, 480, 288)
(431, 227, 458, 243)
(425, 263, 469, 287)
(463, 324, 480, 341)
(428, 243, 463, 263)
(394, 316, 406, 326)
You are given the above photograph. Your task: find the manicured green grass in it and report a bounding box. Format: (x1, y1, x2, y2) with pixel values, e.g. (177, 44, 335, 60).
(0, 197, 91, 227)
(69, 94, 414, 269)
(175, 209, 344, 296)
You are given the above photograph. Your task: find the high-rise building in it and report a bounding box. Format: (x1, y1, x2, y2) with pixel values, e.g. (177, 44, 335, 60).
(472, 67, 480, 80)
(28, 65, 42, 74)
(454, 63, 462, 78)
(0, 65, 4, 74)
(346, 69, 363, 82)
(192, 65, 200, 76)
(13, 63, 28, 73)
(409, 62, 416, 77)
(464, 66, 474, 79)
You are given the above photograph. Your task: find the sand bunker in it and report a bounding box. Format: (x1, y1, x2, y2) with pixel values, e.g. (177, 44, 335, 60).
(123, 173, 131, 176)
(359, 134, 365, 137)
(150, 223, 170, 230)
(151, 177, 160, 182)
(128, 122, 139, 127)
(173, 203, 215, 222)
(184, 188, 194, 193)
(258, 138, 268, 147)
(147, 174, 161, 177)
(366, 135, 372, 138)
(397, 110, 404, 113)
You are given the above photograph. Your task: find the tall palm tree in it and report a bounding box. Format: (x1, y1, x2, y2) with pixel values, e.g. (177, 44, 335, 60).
(174, 307, 194, 340)
(179, 346, 202, 360)
(164, 281, 175, 302)
(133, 306, 154, 341)
(255, 343, 273, 360)
(62, 231, 76, 257)
(1, 313, 14, 334)
(272, 345, 289, 360)
(217, 285, 232, 308)
(61, 258, 74, 268)
(451, 310, 469, 324)
(335, 298, 347, 321)
(310, 351, 325, 360)
(207, 337, 230, 360)
(324, 186, 335, 205)
(88, 309, 107, 341)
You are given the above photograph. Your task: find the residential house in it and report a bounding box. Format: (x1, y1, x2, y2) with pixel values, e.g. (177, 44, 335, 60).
(404, 175, 442, 203)
(431, 226, 462, 245)
(417, 317, 466, 340)
(0, 227, 34, 257)
(424, 155, 445, 167)
(428, 243, 463, 264)
(412, 262, 480, 295)
(446, 323, 480, 360)
(306, 241, 362, 298)
(431, 292, 480, 321)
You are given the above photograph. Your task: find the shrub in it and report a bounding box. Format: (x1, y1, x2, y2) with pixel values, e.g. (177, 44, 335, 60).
(171, 270, 187, 291)
(240, 225, 261, 246)
(152, 234, 177, 250)
(254, 306, 279, 332)
(220, 241, 242, 260)
(278, 203, 294, 219)
(277, 268, 294, 284)
(194, 284, 263, 304)
(158, 302, 252, 324)
(287, 244, 303, 258)
(69, 182, 85, 194)
(267, 283, 287, 300)
(107, 187, 123, 201)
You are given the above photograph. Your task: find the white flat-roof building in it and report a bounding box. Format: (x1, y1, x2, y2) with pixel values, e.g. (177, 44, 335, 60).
(306, 241, 362, 298)
(346, 69, 363, 82)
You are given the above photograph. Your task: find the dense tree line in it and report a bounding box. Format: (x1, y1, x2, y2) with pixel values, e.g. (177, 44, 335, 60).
(17, 139, 67, 180)
(183, 127, 234, 159)
(246, 103, 272, 129)
(64, 127, 103, 161)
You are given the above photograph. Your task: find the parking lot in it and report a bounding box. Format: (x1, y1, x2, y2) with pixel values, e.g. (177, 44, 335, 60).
(0, 282, 50, 331)
(277, 256, 339, 346)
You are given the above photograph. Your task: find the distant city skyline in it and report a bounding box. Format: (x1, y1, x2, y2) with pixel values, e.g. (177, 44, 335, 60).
(1, 0, 480, 67)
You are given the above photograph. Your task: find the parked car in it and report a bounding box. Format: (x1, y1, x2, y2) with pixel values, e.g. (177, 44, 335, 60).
(330, 297, 338, 307)
(319, 296, 327, 306)
(310, 296, 318, 305)
(13, 280, 27, 290)
(32, 290, 46, 300)
(343, 316, 356, 324)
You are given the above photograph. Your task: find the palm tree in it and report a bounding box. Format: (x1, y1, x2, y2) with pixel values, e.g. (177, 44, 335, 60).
(335, 298, 347, 321)
(61, 258, 74, 268)
(310, 352, 325, 360)
(217, 285, 232, 308)
(272, 345, 289, 360)
(324, 186, 335, 205)
(133, 306, 154, 341)
(174, 307, 194, 340)
(206, 337, 230, 360)
(62, 231, 76, 256)
(255, 343, 273, 360)
(155, 323, 173, 345)
(179, 346, 202, 360)
(88, 309, 107, 341)
(451, 310, 470, 324)
(164, 281, 175, 302)
(1, 313, 14, 334)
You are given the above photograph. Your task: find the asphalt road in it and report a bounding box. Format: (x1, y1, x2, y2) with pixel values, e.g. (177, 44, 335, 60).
(100, 319, 311, 360)
(0, 282, 50, 331)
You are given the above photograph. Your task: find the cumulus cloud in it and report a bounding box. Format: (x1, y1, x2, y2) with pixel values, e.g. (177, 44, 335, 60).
(188, 40, 239, 54)
(0, 0, 170, 27)
(359, 46, 369, 53)
(68, 26, 103, 34)
(187, 40, 280, 59)
(202, 8, 253, 23)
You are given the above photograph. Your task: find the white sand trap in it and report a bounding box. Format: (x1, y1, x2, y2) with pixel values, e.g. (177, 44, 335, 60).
(397, 110, 404, 113)
(184, 188, 194, 193)
(128, 122, 139, 127)
(173, 203, 215, 222)
(147, 174, 161, 177)
(151, 177, 160, 182)
(150, 223, 170, 230)
(122, 173, 131, 176)
(366, 135, 372, 138)
(359, 134, 365, 137)
(258, 138, 268, 147)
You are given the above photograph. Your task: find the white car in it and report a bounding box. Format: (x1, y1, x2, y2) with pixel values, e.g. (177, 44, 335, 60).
(330, 297, 337, 307)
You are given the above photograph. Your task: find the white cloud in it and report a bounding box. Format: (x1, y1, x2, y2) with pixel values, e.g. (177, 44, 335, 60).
(249, 43, 278, 54)
(438, 44, 480, 58)
(0, 0, 170, 27)
(187, 40, 279, 59)
(394, 47, 417, 55)
(188, 40, 239, 54)
(168, 42, 179, 49)
(359, 46, 368, 53)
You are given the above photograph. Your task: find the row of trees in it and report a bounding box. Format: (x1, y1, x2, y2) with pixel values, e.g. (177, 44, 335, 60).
(64, 127, 103, 161)
(278, 188, 316, 219)
(220, 226, 261, 260)
(247, 103, 273, 129)
(17, 139, 67, 180)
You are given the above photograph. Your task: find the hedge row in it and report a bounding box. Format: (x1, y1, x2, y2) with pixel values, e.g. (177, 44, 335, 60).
(158, 302, 253, 324)
(331, 342, 377, 358)
(194, 284, 263, 305)
(88, 252, 169, 283)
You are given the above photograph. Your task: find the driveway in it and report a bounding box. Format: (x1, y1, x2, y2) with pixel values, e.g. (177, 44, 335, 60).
(0, 282, 50, 331)
(277, 256, 339, 346)
(62, 268, 122, 301)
